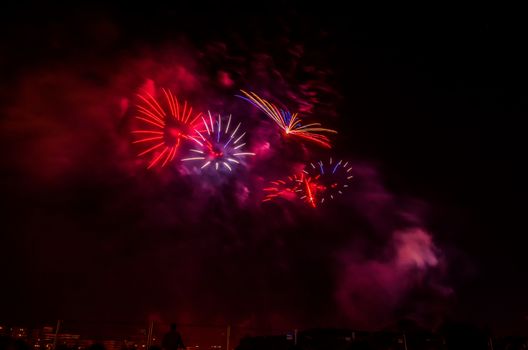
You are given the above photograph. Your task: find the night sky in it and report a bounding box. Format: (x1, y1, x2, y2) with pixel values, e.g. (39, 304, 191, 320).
(1, 4, 526, 336)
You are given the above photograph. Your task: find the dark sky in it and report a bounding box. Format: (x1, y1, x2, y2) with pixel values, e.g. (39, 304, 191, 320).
(0, 3, 526, 336)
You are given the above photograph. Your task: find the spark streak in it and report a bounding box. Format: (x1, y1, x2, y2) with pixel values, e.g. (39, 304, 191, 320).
(237, 90, 337, 148)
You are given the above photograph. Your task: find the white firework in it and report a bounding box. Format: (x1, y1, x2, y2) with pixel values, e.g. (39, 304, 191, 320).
(182, 112, 255, 172)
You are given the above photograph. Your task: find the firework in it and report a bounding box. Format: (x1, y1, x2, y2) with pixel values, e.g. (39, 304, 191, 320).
(300, 175, 319, 208)
(181, 112, 255, 172)
(237, 90, 337, 148)
(132, 89, 203, 169)
(300, 158, 354, 206)
(262, 173, 305, 202)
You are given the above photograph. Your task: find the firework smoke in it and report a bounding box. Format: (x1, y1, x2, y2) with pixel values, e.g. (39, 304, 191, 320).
(336, 228, 452, 329)
(0, 19, 451, 331)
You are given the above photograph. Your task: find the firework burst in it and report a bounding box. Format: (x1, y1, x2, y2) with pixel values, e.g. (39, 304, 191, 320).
(237, 90, 337, 148)
(181, 112, 255, 172)
(300, 158, 354, 206)
(262, 173, 305, 203)
(132, 89, 203, 169)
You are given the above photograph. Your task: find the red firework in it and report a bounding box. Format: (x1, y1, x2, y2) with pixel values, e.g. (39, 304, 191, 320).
(262, 173, 304, 202)
(132, 89, 203, 169)
(264, 158, 353, 208)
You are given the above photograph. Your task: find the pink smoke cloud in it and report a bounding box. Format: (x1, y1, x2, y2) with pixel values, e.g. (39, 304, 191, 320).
(336, 228, 452, 329)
